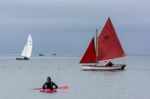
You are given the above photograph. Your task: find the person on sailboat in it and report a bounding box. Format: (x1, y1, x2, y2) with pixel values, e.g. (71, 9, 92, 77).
(105, 60, 114, 66)
(42, 76, 58, 90)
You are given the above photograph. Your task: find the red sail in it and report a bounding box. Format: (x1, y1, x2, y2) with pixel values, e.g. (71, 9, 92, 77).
(80, 37, 96, 63)
(97, 17, 126, 61)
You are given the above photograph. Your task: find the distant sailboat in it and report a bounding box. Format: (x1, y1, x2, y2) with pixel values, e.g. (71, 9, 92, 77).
(16, 34, 33, 60)
(80, 17, 126, 71)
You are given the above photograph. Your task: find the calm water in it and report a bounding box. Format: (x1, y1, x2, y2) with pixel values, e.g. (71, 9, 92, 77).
(0, 56, 150, 99)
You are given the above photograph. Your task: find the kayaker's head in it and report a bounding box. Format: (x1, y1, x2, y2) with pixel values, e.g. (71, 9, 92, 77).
(47, 76, 51, 82)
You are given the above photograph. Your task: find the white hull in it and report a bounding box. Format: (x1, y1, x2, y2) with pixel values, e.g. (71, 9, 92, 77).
(82, 64, 126, 71)
(16, 57, 29, 60)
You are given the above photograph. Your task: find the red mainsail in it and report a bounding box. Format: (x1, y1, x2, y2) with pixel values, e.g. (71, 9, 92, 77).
(97, 17, 126, 61)
(80, 37, 96, 63)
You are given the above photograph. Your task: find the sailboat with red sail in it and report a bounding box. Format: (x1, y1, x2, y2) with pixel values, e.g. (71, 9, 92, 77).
(80, 17, 126, 71)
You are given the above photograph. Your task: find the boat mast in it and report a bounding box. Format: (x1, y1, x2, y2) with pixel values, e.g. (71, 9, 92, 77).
(95, 29, 98, 66)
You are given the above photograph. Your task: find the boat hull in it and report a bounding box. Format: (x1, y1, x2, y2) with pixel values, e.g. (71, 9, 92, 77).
(82, 64, 126, 71)
(40, 89, 57, 93)
(16, 57, 29, 60)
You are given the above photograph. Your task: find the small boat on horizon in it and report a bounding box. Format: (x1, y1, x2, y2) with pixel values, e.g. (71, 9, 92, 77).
(38, 53, 44, 56)
(52, 53, 56, 56)
(80, 17, 126, 71)
(16, 34, 33, 60)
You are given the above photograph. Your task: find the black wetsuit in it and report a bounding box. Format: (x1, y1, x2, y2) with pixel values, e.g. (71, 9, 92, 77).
(107, 62, 114, 66)
(42, 81, 58, 90)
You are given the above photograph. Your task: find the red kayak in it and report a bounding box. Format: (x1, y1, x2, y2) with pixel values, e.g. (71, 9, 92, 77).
(40, 89, 57, 93)
(33, 85, 68, 93)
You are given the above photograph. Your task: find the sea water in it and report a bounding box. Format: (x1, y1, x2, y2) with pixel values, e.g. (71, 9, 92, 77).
(0, 56, 150, 99)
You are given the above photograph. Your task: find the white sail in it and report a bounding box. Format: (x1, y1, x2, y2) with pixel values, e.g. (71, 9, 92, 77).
(21, 34, 33, 58)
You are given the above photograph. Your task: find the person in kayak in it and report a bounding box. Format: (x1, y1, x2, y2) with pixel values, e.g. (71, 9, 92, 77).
(42, 76, 58, 90)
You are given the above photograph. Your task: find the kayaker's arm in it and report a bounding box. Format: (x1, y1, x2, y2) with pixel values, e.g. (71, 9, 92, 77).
(52, 82, 58, 89)
(42, 82, 47, 89)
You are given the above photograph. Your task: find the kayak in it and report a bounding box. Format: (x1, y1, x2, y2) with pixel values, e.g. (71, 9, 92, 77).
(33, 85, 68, 93)
(40, 89, 57, 93)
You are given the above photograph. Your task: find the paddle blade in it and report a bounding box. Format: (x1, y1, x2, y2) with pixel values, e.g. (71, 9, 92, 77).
(32, 88, 42, 90)
(58, 86, 68, 90)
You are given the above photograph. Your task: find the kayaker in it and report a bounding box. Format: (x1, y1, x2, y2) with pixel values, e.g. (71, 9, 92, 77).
(42, 76, 58, 90)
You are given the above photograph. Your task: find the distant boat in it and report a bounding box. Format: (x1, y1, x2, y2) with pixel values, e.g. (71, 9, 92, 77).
(39, 54, 44, 56)
(80, 17, 126, 71)
(52, 53, 56, 56)
(16, 34, 33, 60)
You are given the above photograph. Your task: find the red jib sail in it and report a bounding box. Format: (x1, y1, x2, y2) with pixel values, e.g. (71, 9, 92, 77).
(80, 37, 96, 63)
(97, 17, 126, 61)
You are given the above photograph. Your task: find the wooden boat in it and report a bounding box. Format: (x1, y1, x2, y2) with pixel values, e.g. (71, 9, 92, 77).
(80, 17, 126, 71)
(82, 64, 126, 71)
(16, 34, 33, 60)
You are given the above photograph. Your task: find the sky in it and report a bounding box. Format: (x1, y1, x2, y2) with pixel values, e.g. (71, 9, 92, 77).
(0, 0, 150, 55)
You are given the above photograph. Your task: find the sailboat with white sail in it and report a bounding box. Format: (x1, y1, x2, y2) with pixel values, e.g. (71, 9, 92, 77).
(80, 18, 126, 71)
(16, 34, 33, 60)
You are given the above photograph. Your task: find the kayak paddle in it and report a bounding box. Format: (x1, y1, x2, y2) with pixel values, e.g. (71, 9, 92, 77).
(33, 85, 68, 90)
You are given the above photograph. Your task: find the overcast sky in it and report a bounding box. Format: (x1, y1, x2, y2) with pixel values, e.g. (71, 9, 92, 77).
(0, 0, 150, 55)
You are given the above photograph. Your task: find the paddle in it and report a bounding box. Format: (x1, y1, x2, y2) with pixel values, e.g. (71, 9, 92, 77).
(58, 85, 68, 90)
(32, 88, 42, 90)
(33, 85, 68, 90)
